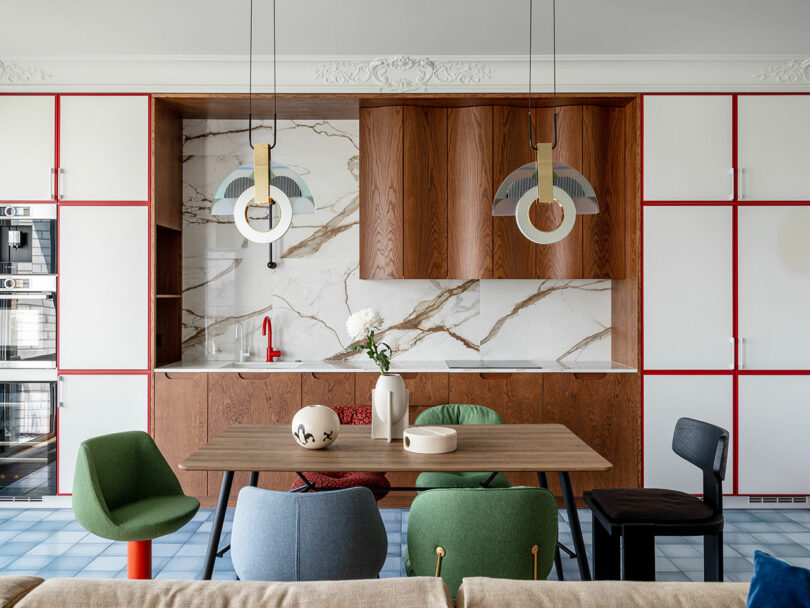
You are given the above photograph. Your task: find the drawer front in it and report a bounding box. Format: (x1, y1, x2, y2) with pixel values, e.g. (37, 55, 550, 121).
(301, 372, 355, 406)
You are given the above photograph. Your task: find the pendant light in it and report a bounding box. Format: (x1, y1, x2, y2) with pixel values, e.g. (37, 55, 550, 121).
(492, 0, 599, 244)
(212, 0, 316, 267)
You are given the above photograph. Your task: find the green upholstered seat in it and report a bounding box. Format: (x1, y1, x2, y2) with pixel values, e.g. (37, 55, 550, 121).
(405, 487, 558, 596)
(72, 431, 200, 542)
(414, 404, 511, 489)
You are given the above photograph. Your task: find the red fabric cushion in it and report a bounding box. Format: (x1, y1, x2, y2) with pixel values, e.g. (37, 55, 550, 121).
(330, 406, 372, 425)
(290, 471, 390, 501)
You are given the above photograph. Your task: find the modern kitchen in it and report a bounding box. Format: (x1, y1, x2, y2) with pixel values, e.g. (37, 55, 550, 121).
(0, 0, 808, 602)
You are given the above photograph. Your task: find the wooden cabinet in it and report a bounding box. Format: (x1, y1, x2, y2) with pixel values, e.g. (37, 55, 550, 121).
(58, 205, 149, 370)
(643, 95, 734, 201)
(738, 206, 810, 370)
(643, 206, 734, 370)
(738, 376, 810, 495)
(207, 373, 301, 497)
(543, 373, 639, 495)
(154, 372, 208, 498)
(301, 372, 355, 405)
(58, 95, 149, 202)
(0, 95, 56, 201)
(738, 95, 810, 201)
(57, 373, 149, 494)
(643, 375, 734, 494)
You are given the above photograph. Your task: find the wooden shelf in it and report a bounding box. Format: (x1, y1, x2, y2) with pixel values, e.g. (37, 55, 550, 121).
(156, 294, 181, 299)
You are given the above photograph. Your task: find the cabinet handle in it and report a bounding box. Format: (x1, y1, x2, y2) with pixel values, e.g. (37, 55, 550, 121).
(479, 373, 511, 380)
(236, 372, 272, 380)
(729, 168, 735, 201)
(738, 337, 746, 370)
(573, 373, 606, 381)
(738, 168, 744, 201)
(50, 168, 55, 199)
(57, 375, 64, 408)
(400, 373, 419, 380)
(728, 337, 735, 370)
(57, 168, 64, 200)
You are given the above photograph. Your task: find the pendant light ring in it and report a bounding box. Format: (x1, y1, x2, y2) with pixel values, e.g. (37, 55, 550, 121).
(515, 186, 576, 244)
(233, 186, 292, 243)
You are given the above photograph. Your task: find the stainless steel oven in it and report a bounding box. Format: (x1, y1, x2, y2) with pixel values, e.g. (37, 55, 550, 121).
(0, 275, 57, 368)
(0, 371, 56, 499)
(0, 204, 56, 276)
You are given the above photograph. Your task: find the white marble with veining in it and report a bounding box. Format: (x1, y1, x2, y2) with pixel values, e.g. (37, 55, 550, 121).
(181, 118, 614, 366)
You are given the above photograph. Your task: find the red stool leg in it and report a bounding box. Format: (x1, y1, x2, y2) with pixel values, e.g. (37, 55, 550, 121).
(127, 540, 152, 579)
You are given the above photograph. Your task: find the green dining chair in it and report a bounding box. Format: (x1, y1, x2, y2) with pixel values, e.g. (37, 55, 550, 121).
(414, 404, 511, 489)
(405, 487, 559, 596)
(72, 431, 200, 579)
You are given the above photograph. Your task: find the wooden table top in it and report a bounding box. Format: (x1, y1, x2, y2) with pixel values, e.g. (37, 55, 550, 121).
(179, 424, 613, 473)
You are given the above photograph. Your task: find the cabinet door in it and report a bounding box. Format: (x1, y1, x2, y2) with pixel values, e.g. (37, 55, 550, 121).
(643, 95, 733, 201)
(738, 376, 810, 495)
(59, 205, 149, 370)
(57, 373, 149, 494)
(738, 206, 810, 370)
(0, 95, 56, 201)
(301, 372, 355, 405)
(738, 95, 810, 201)
(59, 95, 149, 201)
(154, 373, 208, 499)
(643, 375, 734, 494)
(643, 206, 733, 370)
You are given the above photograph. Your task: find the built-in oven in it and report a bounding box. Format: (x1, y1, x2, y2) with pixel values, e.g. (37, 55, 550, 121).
(0, 371, 56, 499)
(0, 275, 57, 368)
(0, 204, 57, 276)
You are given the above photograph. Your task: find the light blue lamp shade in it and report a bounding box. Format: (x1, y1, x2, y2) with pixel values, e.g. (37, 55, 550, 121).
(492, 161, 599, 217)
(211, 163, 316, 215)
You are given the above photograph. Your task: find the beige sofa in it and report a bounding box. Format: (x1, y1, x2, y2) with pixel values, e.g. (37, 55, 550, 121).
(0, 575, 751, 608)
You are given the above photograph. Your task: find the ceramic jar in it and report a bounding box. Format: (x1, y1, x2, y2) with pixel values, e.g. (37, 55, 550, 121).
(291, 405, 340, 449)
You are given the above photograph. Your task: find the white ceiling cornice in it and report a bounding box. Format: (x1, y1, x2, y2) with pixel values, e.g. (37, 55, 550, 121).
(1, 54, 809, 93)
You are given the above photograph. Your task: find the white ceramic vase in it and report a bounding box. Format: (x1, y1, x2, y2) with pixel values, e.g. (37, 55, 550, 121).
(291, 405, 340, 449)
(371, 373, 409, 442)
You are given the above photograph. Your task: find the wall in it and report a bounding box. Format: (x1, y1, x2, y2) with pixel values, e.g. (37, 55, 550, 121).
(182, 118, 612, 363)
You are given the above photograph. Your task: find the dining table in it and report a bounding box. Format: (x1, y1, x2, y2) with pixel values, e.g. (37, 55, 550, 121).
(179, 423, 613, 581)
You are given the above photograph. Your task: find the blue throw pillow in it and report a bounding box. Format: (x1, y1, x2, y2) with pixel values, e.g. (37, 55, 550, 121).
(747, 550, 810, 608)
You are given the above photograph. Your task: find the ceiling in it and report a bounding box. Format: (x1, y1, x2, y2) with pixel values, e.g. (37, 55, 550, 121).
(2, 0, 809, 58)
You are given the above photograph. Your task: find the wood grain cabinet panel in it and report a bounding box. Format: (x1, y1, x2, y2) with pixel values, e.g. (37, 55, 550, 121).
(301, 372, 355, 406)
(154, 373, 208, 499)
(404, 107, 448, 279)
(359, 106, 404, 279)
(543, 373, 640, 497)
(207, 373, 301, 499)
(448, 106, 493, 279)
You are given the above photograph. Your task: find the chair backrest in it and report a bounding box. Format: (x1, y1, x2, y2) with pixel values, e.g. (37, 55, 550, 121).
(231, 486, 388, 581)
(415, 404, 502, 426)
(406, 487, 558, 597)
(72, 431, 183, 537)
(672, 417, 729, 512)
(330, 405, 372, 425)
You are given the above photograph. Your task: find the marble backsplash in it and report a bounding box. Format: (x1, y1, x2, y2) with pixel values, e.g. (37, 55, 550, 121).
(181, 119, 612, 363)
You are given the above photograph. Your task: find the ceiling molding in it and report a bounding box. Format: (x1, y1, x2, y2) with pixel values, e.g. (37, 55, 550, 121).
(1, 54, 809, 93)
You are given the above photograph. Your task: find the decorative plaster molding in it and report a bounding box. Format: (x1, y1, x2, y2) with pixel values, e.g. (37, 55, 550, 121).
(313, 55, 491, 92)
(755, 57, 810, 83)
(0, 60, 52, 83)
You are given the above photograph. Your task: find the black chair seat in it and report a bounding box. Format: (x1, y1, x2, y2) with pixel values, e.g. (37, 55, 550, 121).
(587, 488, 714, 523)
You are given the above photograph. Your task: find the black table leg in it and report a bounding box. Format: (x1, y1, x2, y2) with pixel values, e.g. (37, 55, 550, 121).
(559, 471, 591, 581)
(248, 471, 259, 487)
(537, 472, 565, 581)
(202, 470, 233, 580)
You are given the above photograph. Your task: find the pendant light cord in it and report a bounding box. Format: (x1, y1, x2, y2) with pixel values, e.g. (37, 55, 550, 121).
(248, 0, 278, 150)
(528, 0, 558, 151)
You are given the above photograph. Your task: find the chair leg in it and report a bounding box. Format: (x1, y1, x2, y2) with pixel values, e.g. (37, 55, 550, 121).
(621, 526, 655, 581)
(704, 532, 724, 582)
(592, 516, 620, 581)
(127, 540, 152, 579)
(536, 472, 565, 580)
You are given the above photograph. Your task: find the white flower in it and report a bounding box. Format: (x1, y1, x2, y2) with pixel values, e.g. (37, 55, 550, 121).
(346, 308, 384, 341)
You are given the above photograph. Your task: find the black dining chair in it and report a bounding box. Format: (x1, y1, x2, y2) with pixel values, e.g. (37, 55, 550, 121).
(583, 417, 729, 582)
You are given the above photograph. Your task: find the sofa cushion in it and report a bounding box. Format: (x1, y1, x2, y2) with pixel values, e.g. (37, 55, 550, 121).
(455, 578, 750, 608)
(0, 576, 43, 608)
(746, 550, 810, 608)
(587, 488, 714, 522)
(15, 576, 452, 608)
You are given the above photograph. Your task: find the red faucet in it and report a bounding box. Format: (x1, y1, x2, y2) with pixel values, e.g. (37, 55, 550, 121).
(262, 316, 281, 362)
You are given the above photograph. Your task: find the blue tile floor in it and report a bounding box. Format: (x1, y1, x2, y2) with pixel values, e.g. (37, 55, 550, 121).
(0, 507, 808, 581)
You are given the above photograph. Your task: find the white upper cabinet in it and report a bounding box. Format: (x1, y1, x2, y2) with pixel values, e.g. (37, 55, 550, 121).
(738, 95, 810, 201)
(59, 205, 149, 370)
(738, 206, 810, 370)
(0, 95, 56, 201)
(738, 376, 810, 495)
(644, 206, 733, 369)
(58, 95, 149, 201)
(644, 375, 734, 494)
(57, 373, 149, 494)
(643, 95, 734, 201)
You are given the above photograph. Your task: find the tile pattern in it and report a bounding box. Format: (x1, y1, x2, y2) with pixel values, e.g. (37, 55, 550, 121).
(0, 507, 808, 581)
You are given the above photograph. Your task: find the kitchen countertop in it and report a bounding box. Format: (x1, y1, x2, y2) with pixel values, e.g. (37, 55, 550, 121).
(155, 359, 637, 374)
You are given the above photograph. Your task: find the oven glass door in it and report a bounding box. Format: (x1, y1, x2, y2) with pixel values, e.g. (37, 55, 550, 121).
(0, 293, 57, 368)
(0, 382, 56, 497)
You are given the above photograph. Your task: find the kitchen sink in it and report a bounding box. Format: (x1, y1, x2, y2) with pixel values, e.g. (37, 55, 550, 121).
(230, 361, 303, 369)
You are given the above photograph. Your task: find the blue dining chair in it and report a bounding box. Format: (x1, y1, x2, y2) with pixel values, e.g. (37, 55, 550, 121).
(231, 486, 388, 581)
